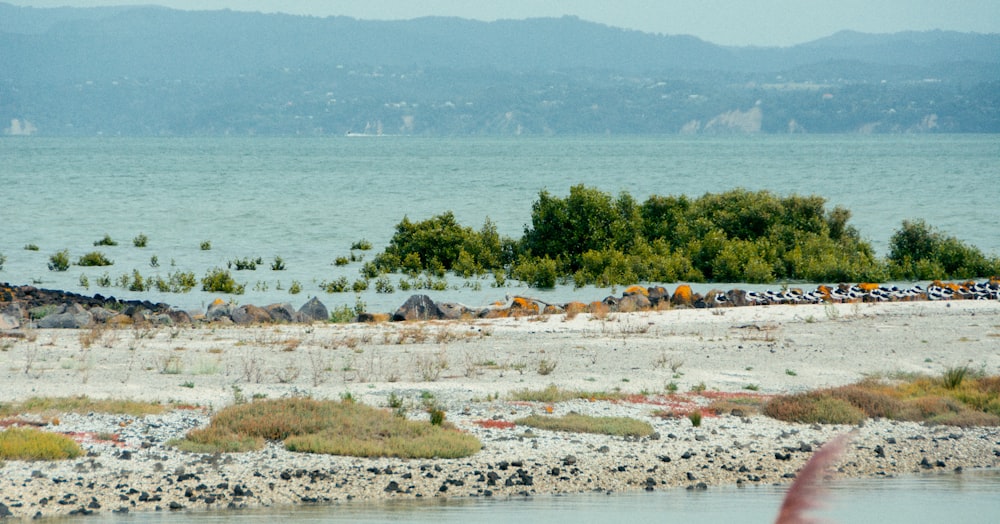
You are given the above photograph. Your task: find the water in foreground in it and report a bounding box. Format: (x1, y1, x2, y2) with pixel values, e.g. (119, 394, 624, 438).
(56, 471, 1000, 524)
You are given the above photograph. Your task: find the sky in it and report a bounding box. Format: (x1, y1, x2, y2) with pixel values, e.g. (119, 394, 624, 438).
(7, 0, 1000, 47)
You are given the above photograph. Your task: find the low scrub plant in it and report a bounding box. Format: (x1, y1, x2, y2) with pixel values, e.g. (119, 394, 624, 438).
(172, 397, 481, 458)
(515, 413, 654, 437)
(201, 268, 245, 294)
(48, 249, 70, 271)
(94, 234, 118, 246)
(132, 233, 148, 248)
(763, 372, 1000, 427)
(77, 251, 114, 267)
(0, 427, 83, 460)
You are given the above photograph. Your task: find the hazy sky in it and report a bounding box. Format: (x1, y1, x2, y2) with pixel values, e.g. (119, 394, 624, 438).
(8, 0, 1000, 46)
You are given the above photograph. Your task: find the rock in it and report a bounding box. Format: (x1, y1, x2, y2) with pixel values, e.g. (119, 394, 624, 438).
(726, 289, 749, 307)
(88, 307, 117, 323)
(264, 303, 299, 323)
(231, 305, 272, 325)
(619, 294, 651, 312)
(647, 286, 669, 306)
(38, 311, 93, 329)
(167, 310, 192, 325)
(0, 312, 20, 330)
(0, 502, 12, 518)
(436, 302, 467, 320)
(670, 285, 694, 307)
(206, 301, 232, 322)
(392, 295, 443, 321)
(297, 297, 329, 322)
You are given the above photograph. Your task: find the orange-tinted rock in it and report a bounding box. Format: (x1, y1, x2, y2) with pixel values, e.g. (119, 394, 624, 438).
(564, 302, 587, 315)
(858, 283, 879, 292)
(587, 301, 610, 316)
(623, 285, 648, 297)
(670, 284, 694, 307)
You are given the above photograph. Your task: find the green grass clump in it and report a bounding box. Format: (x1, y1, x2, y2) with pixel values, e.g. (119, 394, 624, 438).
(516, 412, 654, 437)
(201, 267, 245, 294)
(508, 384, 627, 403)
(76, 251, 114, 266)
(0, 427, 83, 461)
(94, 234, 118, 246)
(172, 397, 481, 459)
(48, 249, 70, 271)
(0, 396, 167, 418)
(132, 233, 148, 247)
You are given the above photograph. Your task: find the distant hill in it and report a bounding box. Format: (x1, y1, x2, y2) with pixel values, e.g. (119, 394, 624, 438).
(1, 3, 997, 136)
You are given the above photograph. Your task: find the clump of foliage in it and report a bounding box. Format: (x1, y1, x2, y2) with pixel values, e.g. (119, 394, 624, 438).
(351, 239, 373, 251)
(200, 240, 212, 251)
(374, 213, 513, 278)
(23, 244, 39, 251)
(48, 249, 70, 271)
(371, 186, 900, 287)
(132, 233, 148, 248)
(171, 397, 481, 458)
(887, 219, 1000, 280)
(0, 252, 5, 271)
(515, 412, 654, 437)
(0, 427, 83, 461)
(76, 251, 114, 267)
(201, 268, 245, 294)
(228, 257, 263, 271)
(93, 234, 117, 246)
(763, 372, 1000, 427)
(270, 256, 286, 271)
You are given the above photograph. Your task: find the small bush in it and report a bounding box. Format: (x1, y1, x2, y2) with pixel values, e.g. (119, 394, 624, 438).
(763, 394, 866, 425)
(48, 249, 70, 271)
(76, 251, 114, 267)
(200, 241, 212, 251)
(515, 413, 654, 437)
(24, 243, 39, 251)
(201, 268, 245, 294)
(271, 256, 286, 271)
(688, 410, 703, 427)
(289, 281, 302, 294)
(942, 366, 969, 390)
(132, 233, 148, 248)
(229, 257, 262, 271)
(0, 427, 83, 460)
(329, 305, 355, 323)
(321, 277, 349, 293)
(94, 234, 118, 246)
(334, 256, 350, 266)
(351, 239, 373, 251)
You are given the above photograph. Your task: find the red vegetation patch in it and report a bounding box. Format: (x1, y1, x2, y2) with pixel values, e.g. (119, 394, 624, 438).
(62, 431, 127, 447)
(472, 419, 516, 430)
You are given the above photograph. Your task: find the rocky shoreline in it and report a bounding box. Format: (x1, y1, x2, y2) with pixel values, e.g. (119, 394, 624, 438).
(2, 282, 1000, 519)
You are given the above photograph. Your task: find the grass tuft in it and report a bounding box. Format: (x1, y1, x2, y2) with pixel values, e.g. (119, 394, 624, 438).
(516, 412, 654, 437)
(0, 427, 84, 460)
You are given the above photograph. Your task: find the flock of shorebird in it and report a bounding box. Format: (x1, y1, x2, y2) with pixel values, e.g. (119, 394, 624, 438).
(729, 279, 1000, 306)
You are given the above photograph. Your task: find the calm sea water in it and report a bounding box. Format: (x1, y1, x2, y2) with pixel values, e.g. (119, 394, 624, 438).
(52, 470, 1000, 524)
(2, 135, 998, 313)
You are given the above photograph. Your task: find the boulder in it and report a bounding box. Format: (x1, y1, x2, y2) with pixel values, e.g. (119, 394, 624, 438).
(89, 306, 118, 323)
(619, 293, 651, 312)
(298, 297, 329, 322)
(38, 311, 94, 329)
(264, 303, 299, 323)
(392, 294, 443, 321)
(437, 302, 468, 320)
(670, 285, 694, 307)
(647, 286, 670, 307)
(231, 304, 272, 325)
(726, 289, 750, 308)
(149, 313, 174, 326)
(168, 310, 193, 325)
(206, 301, 232, 322)
(0, 312, 20, 330)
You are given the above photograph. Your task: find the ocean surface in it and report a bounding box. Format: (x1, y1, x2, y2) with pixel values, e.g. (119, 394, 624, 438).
(55, 470, 1000, 524)
(2, 135, 998, 313)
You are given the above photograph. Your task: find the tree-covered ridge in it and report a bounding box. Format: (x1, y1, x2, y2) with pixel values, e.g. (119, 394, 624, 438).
(373, 186, 1000, 288)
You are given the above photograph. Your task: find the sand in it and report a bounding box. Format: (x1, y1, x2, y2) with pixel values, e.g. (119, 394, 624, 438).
(1, 300, 999, 518)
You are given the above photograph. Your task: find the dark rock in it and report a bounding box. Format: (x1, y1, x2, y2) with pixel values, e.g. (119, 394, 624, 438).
(297, 297, 329, 322)
(647, 286, 669, 306)
(384, 481, 400, 493)
(562, 455, 577, 466)
(168, 310, 193, 325)
(88, 306, 117, 323)
(686, 472, 697, 481)
(38, 311, 93, 329)
(874, 445, 885, 458)
(264, 303, 299, 323)
(726, 289, 750, 308)
(168, 502, 183, 510)
(0, 503, 12, 518)
(393, 295, 442, 321)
